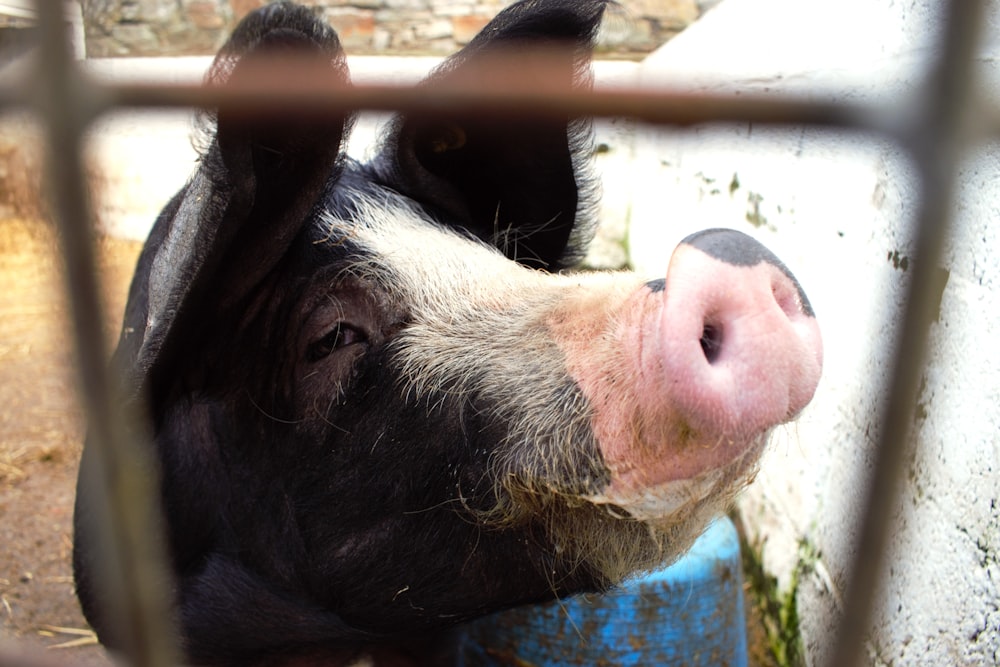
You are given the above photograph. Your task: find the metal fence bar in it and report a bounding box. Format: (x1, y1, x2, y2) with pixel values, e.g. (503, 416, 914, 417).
(30, 2, 178, 666)
(826, 0, 987, 665)
(1, 0, 991, 665)
(104, 76, 877, 130)
(0, 59, 887, 135)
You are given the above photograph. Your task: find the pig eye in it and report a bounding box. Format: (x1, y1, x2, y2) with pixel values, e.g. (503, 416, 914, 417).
(307, 323, 367, 362)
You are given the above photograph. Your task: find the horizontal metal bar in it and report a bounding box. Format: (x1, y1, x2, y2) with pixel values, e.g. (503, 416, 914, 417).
(0, 51, 886, 134)
(107, 79, 877, 129)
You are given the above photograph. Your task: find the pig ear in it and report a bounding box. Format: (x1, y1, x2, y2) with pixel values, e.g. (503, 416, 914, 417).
(374, 0, 608, 270)
(120, 3, 353, 398)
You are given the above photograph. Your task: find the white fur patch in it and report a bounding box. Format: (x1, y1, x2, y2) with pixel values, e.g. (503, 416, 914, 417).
(315, 190, 757, 580)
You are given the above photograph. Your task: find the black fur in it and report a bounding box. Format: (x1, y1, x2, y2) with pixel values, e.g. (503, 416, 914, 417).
(75, 2, 614, 665)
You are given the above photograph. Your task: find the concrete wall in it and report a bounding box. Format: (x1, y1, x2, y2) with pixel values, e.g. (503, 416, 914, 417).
(628, 0, 1000, 664)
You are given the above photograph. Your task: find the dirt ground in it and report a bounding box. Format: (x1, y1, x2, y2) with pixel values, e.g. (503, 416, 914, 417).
(0, 218, 132, 666)
(0, 217, 777, 667)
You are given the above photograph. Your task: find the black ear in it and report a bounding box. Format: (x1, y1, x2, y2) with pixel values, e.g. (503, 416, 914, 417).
(119, 2, 353, 404)
(374, 0, 608, 270)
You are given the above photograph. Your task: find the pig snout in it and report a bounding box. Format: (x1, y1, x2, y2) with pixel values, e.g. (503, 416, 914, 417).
(559, 228, 822, 510)
(655, 228, 823, 444)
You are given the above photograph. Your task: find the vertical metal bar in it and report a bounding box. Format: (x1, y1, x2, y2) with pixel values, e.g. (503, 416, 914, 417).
(31, 2, 177, 666)
(826, 1, 986, 665)
(9, 2, 988, 666)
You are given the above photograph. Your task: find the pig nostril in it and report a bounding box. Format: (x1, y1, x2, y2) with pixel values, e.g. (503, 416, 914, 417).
(772, 281, 802, 318)
(700, 324, 723, 364)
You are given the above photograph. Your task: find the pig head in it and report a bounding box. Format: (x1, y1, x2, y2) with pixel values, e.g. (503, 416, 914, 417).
(72, 1, 823, 665)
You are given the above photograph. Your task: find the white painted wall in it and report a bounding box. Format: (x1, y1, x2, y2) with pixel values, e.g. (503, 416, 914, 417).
(626, 1, 1000, 665)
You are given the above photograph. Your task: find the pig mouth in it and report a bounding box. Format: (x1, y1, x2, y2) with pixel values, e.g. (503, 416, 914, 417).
(583, 430, 766, 529)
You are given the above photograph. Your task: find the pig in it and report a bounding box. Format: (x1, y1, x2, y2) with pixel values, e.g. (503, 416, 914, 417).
(72, 1, 823, 665)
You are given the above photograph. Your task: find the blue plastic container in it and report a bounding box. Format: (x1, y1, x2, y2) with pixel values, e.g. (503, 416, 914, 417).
(457, 517, 748, 666)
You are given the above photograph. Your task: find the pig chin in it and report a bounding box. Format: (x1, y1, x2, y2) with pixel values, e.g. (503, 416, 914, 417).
(584, 432, 766, 530)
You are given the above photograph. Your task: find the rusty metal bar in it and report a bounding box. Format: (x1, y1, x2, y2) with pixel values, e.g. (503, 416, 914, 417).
(0, 50, 879, 132)
(825, 0, 987, 665)
(103, 77, 874, 131)
(0, 1, 991, 666)
(0, 77, 29, 109)
(31, 1, 178, 666)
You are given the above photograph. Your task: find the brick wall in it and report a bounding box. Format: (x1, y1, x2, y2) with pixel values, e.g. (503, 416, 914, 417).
(82, 0, 706, 57)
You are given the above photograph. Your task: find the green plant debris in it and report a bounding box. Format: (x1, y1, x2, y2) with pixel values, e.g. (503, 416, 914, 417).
(745, 192, 778, 232)
(887, 249, 909, 271)
(696, 172, 722, 196)
(914, 376, 929, 426)
(736, 515, 819, 667)
(885, 253, 949, 321)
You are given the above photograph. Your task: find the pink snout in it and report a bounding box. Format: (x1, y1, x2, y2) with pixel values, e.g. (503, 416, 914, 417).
(557, 230, 823, 500)
(560, 228, 823, 497)
(654, 228, 823, 443)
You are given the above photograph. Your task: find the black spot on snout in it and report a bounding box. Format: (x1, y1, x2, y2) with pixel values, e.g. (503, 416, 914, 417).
(681, 228, 815, 318)
(683, 228, 780, 268)
(645, 278, 665, 293)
